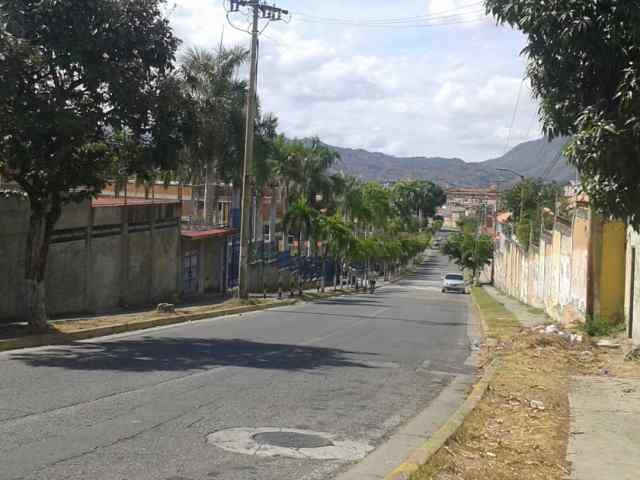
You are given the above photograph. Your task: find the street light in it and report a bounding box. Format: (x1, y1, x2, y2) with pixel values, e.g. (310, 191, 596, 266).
(496, 168, 526, 220)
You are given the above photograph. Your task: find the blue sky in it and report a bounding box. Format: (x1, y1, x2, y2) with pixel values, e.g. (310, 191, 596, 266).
(170, 0, 540, 162)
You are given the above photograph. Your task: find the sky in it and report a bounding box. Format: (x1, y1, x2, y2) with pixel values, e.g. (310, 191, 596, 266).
(169, 0, 541, 162)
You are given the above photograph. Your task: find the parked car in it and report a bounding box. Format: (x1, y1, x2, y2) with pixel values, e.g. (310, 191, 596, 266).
(441, 273, 466, 293)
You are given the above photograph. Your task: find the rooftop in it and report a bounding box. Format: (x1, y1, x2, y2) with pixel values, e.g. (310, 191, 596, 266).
(181, 227, 239, 240)
(92, 196, 180, 208)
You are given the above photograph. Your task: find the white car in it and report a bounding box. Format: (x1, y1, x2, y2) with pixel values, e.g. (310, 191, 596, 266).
(441, 273, 466, 293)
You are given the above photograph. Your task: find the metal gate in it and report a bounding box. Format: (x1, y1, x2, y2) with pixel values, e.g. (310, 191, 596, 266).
(183, 251, 199, 294)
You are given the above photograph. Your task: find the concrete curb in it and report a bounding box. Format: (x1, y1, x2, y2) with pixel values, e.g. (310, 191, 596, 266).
(473, 288, 491, 337)
(382, 286, 498, 480)
(384, 359, 499, 480)
(0, 285, 387, 353)
(0, 299, 299, 352)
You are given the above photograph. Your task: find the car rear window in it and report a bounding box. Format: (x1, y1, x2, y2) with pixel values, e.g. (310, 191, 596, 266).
(445, 274, 464, 281)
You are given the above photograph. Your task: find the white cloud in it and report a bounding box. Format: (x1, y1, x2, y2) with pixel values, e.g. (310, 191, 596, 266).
(170, 0, 541, 162)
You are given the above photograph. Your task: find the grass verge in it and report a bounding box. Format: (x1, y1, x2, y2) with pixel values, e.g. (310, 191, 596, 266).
(411, 287, 574, 480)
(471, 287, 521, 340)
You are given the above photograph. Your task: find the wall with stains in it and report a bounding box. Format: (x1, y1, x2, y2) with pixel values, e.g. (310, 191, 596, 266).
(494, 208, 624, 325)
(624, 226, 640, 345)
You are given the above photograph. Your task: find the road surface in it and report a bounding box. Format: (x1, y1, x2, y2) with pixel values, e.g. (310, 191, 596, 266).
(0, 252, 474, 480)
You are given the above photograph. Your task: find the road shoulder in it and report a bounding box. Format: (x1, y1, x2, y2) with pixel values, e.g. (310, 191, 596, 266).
(336, 302, 482, 480)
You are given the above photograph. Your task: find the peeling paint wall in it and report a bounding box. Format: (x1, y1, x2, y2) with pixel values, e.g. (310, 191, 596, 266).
(493, 208, 618, 325)
(624, 226, 640, 345)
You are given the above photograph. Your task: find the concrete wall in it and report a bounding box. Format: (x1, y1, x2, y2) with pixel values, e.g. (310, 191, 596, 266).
(624, 226, 640, 345)
(0, 197, 181, 321)
(599, 222, 626, 320)
(494, 208, 624, 325)
(0, 197, 30, 318)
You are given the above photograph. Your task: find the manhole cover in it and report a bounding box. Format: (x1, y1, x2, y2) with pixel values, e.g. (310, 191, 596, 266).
(206, 427, 373, 461)
(253, 431, 334, 449)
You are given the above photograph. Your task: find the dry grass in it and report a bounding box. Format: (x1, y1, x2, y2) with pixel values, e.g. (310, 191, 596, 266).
(412, 288, 639, 480)
(411, 289, 582, 480)
(0, 298, 274, 338)
(471, 287, 521, 340)
(412, 330, 574, 480)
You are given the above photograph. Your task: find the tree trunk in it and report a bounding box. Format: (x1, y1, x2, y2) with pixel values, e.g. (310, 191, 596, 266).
(321, 254, 326, 293)
(25, 202, 60, 332)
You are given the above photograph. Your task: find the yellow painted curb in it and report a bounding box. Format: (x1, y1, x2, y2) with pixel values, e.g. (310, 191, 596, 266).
(383, 287, 498, 480)
(472, 289, 491, 337)
(0, 299, 298, 353)
(384, 360, 499, 480)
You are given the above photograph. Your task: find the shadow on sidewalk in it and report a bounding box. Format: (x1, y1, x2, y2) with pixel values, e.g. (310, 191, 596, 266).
(8, 337, 379, 373)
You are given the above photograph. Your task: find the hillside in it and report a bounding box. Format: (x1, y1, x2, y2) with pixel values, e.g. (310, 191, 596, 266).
(327, 137, 575, 188)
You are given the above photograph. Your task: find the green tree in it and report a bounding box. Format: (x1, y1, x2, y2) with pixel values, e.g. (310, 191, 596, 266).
(340, 177, 372, 228)
(362, 182, 393, 231)
(485, 0, 640, 226)
(177, 46, 248, 221)
(443, 232, 493, 281)
(0, 0, 180, 330)
(283, 198, 320, 295)
(502, 179, 562, 224)
(457, 215, 479, 235)
(502, 179, 564, 247)
(318, 214, 354, 290)
(391, 180, 445, 231)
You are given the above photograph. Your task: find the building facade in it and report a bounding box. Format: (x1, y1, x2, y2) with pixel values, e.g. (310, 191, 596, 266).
(441, 186, 498, 229)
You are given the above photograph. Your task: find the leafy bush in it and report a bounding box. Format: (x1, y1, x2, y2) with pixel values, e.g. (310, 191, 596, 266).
(579, 315, 625, 337)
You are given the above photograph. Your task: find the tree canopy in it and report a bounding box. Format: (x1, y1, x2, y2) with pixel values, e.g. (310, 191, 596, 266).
(485, 0, 640, 226)
(442, 232, 493, 280)
(0, 0, 181, 329)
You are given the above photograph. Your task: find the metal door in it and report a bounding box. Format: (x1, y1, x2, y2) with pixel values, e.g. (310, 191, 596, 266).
(184, 251, 199, 294)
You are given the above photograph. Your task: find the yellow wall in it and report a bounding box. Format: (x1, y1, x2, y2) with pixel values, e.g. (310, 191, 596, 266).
(599, 221, 626, 320)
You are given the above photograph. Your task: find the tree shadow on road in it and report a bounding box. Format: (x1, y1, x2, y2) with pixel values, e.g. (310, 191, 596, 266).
(9, 337, 379, 373)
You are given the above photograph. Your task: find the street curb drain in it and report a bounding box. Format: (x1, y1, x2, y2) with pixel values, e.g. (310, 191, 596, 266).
(206, 427, 374, 461)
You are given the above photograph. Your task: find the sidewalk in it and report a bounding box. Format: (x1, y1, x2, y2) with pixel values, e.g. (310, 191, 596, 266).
(482, 285, 547, 328)
(482, 286, 640, 480)
(568, 375, 640, 480)
(0, 272, 407, 352)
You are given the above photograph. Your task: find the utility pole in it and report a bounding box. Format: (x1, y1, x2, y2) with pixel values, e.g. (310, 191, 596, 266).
(230, 0, 289, 300)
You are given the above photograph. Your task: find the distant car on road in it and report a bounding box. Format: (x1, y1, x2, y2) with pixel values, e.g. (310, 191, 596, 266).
(441, 273, 466, 293)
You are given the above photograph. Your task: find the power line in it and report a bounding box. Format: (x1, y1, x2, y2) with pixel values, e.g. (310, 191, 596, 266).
(293, 15, 487, 29)
(289, 1, 483, 25)
(503, 77, 525, 155)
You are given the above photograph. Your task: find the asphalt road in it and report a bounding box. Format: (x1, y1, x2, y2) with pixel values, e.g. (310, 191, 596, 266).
(0, 252, 473, 480)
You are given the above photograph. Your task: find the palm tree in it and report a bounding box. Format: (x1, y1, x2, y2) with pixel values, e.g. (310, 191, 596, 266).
(178, 46, 248, 223)
(327, 215, 354, 290)
(283, 198, 320, 295)
(338, 177, 372, 236)
(316, 214, 354, 291)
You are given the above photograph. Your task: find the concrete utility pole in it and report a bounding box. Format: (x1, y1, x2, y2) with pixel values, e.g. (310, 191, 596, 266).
(230, 0, 289, 300)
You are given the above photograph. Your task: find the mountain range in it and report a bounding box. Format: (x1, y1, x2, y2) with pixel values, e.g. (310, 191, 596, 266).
(326, 137, 575, 188)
